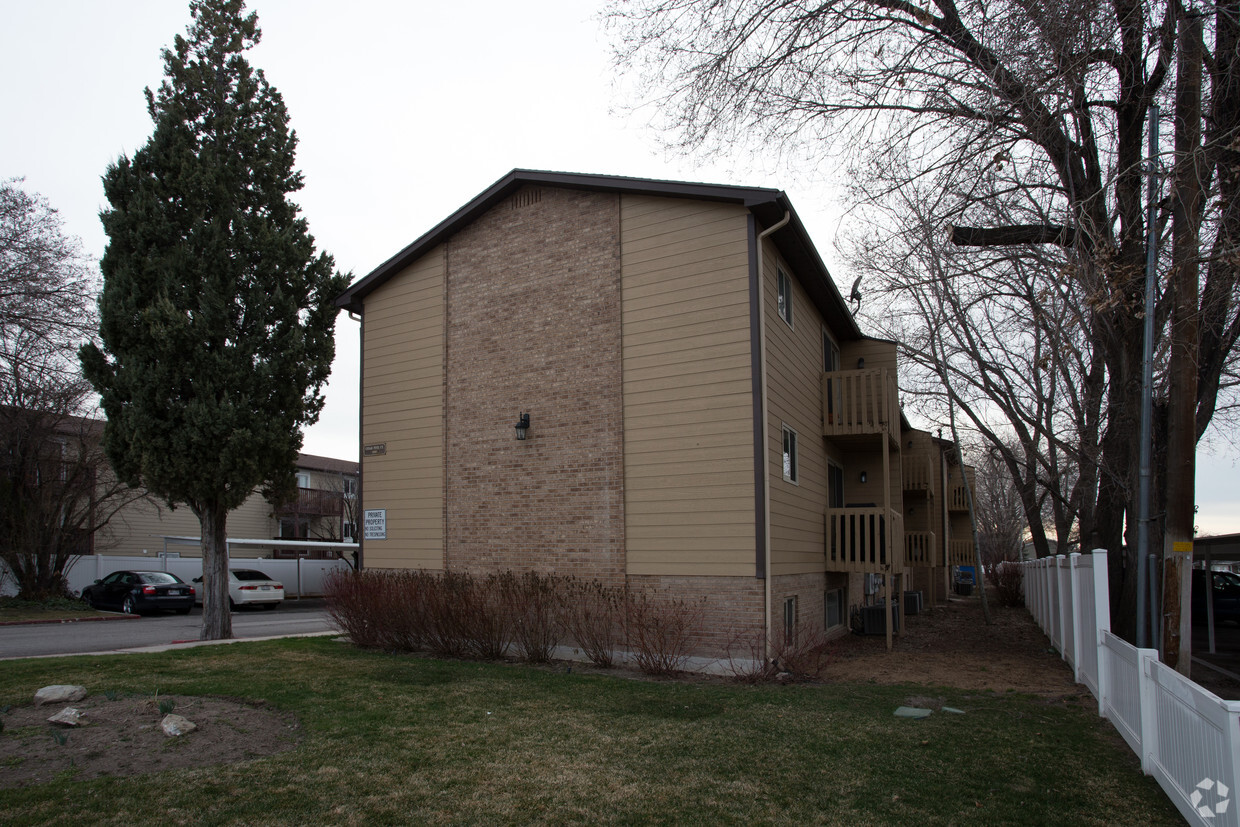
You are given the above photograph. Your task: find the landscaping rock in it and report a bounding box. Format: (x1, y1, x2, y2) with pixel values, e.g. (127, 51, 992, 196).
(893, 706, 932, 719)
(161, 714, 197, 737)
(34, 685, 87, 706)
(47, 707, 85, 727)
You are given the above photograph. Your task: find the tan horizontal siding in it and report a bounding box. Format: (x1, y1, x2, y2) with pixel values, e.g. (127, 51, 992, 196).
(621, 195, 756, 578)
(361, 247, 445, 571)
(764, 244, 836, 576)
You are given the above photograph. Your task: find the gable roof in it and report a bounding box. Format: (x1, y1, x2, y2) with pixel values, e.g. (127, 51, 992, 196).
(335, 169, 861, 339)
(296, 453, 359, 475)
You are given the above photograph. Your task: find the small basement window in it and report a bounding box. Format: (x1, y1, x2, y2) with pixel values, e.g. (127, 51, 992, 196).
(783, 596, 798, 645)
(825, 588, 845, 631)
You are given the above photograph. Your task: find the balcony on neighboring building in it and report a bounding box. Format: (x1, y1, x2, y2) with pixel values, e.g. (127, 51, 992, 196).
(822, 368, 900, 446)
(826, 507, 904, 573)
(273, 487, 344, 519)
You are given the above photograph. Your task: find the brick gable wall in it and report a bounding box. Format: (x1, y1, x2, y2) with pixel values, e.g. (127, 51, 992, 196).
(443, 186, 626, 587)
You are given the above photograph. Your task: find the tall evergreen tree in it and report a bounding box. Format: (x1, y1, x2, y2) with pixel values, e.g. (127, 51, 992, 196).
(80, 0, 349, 640)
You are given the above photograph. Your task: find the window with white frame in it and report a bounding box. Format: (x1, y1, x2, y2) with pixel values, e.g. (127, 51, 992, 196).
(782, 424, 798, 483)
(296, 472, 310, 490)
(777, 267, 793, 328)
(342, 521, 356, 541)
(343, 476, 357, 497)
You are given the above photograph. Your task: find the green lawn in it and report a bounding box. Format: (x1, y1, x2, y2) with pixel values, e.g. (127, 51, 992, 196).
(0, 637, 1178, 825)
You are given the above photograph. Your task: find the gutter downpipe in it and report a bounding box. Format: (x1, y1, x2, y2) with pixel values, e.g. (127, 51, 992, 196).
(757, 210, 791, 664)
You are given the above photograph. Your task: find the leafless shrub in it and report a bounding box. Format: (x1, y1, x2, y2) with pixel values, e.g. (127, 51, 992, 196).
(560, 578, 623, 668)
(720, 625, 771, 683)
(992, 562, 1025, 608)
(721, 624, 833, 683)
(324, 569, 383, 649)
(502, 571, 565, 663)
(768, 627, 832, 680)
(625, 591, 705, 676)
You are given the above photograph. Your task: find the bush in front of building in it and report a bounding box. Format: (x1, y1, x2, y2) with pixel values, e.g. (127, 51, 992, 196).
(325, 569, 712, 674)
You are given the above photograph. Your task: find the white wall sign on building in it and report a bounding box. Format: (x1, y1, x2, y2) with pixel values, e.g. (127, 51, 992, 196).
(363, 509, 387, 541)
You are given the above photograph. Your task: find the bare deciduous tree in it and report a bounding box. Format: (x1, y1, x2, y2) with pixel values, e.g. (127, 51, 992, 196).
(1, 179, 144, 599)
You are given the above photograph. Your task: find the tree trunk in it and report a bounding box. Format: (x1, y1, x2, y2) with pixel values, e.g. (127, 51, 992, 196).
(1163, 14, 1204, 675)
(199, 502, 232, 640)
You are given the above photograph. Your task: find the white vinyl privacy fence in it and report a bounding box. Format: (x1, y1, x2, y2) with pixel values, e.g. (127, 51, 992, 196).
(1025, 551, 1240, 826)
(52, 554, 351, 599)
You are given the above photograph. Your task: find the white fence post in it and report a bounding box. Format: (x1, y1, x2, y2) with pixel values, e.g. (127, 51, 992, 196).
(1069, 552, 1084, 681)
(1092, 549, 1110, 718)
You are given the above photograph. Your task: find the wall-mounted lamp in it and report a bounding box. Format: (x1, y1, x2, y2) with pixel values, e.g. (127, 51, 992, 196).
(514, 413, 530, 441)
(859, 471, 868, 483)
(857, 357, 865, 369)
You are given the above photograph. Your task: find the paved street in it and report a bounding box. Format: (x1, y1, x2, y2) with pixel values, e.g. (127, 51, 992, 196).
(0, 599, 337, 660)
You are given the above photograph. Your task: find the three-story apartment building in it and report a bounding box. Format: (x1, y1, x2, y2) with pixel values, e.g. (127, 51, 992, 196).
(336, 170, 974, 652)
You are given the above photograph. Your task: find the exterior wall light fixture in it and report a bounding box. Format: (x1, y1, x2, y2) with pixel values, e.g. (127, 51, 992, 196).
(514, 413, 530, 441)
(859, 471, 868, 483)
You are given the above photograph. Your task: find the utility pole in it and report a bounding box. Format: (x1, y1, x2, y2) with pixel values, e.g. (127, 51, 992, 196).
(1163, 14, 1204, 676)
(1137, 104, 1159, 651)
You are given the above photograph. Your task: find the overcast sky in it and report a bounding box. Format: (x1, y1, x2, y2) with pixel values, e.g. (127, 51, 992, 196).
(3, 1, 1236, 534)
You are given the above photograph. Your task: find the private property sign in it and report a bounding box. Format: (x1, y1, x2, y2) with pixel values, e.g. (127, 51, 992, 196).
(363, 509, 387, 540)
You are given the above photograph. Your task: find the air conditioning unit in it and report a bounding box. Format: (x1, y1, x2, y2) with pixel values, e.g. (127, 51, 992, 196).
(903, 590, 923, 616)
(861, 601, 901, 635)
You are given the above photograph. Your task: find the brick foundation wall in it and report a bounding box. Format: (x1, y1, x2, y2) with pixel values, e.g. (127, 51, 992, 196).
(771, 571, 827, 642)
(444, 186, 626, 587)
(626, 574, 765, 656)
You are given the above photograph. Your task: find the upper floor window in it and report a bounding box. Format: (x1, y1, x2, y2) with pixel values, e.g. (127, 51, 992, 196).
(343, 476, 358, 497)
(296, 472, 311, 490)
(777, 267, 793, 328)
(823, 329, 840, 372)
(782, 424, 799, 484)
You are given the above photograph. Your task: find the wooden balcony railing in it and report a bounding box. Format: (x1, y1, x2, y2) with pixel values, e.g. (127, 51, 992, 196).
(948, 539, 975, 567)
(822, 368, 900, 438)
(903, 456, 934, 492)
(948, 484, 971, 512)
(905, 531, 936, 566)
(273, 488, 343, 518)
(826, 507, 904, 573)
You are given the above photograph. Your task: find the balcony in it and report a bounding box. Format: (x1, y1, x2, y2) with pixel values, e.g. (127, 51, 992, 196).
(822, 368, 900, 444)
(904, 531, 936, 566)
(273, 488, 344, 518)
(826, 507, 904, 573)
(948, 539, 975, 567)
(903, 455, 934, 493)
(947, 484, 971, 512)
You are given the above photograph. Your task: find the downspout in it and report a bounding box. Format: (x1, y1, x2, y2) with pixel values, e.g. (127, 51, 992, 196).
(756, 210, 790, 663)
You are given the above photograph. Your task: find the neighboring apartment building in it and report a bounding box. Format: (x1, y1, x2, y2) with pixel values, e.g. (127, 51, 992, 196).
(95, 452, 359, 559)
(336, 170, 974, 651)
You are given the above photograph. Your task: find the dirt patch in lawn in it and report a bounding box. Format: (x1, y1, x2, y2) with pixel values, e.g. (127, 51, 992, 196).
(817, 590, 1240, 701)
(0, 694, 300, 789)
(819, 594, 1086, 696)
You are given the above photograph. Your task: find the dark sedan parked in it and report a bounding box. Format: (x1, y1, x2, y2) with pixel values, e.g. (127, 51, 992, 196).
(82, 570, 195, 615)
